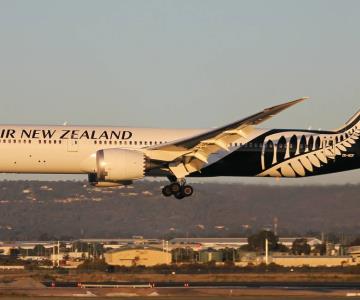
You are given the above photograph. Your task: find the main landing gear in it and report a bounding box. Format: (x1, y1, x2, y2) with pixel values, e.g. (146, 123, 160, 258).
(162, 181, 194, 199)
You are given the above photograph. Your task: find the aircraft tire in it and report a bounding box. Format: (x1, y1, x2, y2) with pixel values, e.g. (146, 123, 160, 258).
(162, 185, 173, 197)
(169, 182, 181, 194)
(183, 185, 194, 197)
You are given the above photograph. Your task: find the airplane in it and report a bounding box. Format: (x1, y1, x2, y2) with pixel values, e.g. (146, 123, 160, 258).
(0, 97, 358, 199)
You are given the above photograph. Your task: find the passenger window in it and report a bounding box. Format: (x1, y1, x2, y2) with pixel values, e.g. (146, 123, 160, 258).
(114, 141, 117, 145)
(54, 140, 56, 144)
(144, 141, 147, 145)
(99, 141, 102, 144)
(29, 140, 31, 144)
(94, 141, 97, 144)
(104, 141, 107, 145)
(109, 141, 112, 145)
(124, 141, 127, 145)
(59, 140, 61, 144)
(129, 141, 132, 145)
(134, 141, 137, 145)
(38, 140, 41, 144)
(139, 141, 142, 145)
(149, 141, 152, 145)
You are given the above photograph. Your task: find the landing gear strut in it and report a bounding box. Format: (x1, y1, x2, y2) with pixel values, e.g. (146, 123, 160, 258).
(162, 179, 194, 199)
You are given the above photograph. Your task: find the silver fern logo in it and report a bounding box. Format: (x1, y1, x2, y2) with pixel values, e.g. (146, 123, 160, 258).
(258, 125, 359, 178)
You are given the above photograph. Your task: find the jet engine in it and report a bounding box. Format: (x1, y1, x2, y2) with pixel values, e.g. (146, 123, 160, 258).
(96, 148, 146, 182)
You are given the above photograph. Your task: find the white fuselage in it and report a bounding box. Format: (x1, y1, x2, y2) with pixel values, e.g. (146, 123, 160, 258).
(0, 125, 203, 174)
(0, 125, 266, 175)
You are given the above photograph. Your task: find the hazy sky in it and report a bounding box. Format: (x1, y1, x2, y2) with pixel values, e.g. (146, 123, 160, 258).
(0, 0, 359, 184)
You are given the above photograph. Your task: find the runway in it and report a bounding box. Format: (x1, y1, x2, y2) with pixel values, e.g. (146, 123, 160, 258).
(43, 280, 360, 290)
(1, 280, 359, 298)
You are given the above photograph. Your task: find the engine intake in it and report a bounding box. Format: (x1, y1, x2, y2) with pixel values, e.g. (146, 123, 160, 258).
(96, 149, 146, 182)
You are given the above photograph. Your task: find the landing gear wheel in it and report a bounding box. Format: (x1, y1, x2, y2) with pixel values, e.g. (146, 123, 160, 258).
(162, 185, 173, 197)
(182, 185, 194, 197)
(169, 182, 181, 194)
(163, 177, 194, 198)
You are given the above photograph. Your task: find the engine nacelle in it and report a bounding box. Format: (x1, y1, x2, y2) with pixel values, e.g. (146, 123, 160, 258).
(88, 173, 133, 187)
(90, 181, 128, 187)
(96, 149, 146, 182)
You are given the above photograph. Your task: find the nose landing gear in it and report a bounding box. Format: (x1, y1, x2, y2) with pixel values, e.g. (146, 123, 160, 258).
(162, 181, 194, 199)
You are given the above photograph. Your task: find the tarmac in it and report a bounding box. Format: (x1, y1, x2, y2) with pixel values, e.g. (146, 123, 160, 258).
(1, 279, 360, 298)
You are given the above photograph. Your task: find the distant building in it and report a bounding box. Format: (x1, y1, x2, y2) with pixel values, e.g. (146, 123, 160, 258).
(271, 255, 352, 267)
(347, 246, 360, 264)
(169, 237, 322, 250)
(278, 237, 322, 249)
(104, 247, 171, 267)
(0, 266, 24, 270)
(170, 238, 248, 250)
(0, 244, 17, 255)
(77, 237, 161, 247)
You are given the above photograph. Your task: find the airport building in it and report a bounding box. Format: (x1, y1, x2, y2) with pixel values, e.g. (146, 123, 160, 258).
(347, 246, 360, 264)
(170, 237, 322, 250)
(104, 247, 172, 267)
(271, 255, 353, 267)
(0, 237, 357, 269)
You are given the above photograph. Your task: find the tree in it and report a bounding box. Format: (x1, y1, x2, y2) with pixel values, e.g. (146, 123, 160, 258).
(313, 243, 326, 256)
(73, 241, 89, 253)
(171, 247, 196, 263)
(78, 258, 108, 271)
(292, 238, 311, 255)
(221, 248, 237, 262)
(247, 230, 278, 252)
(276, 244, 289, 253)
(33, 245, 46, 257)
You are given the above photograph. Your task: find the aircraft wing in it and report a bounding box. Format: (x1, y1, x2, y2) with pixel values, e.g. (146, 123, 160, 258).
(143, 97, 308, 178)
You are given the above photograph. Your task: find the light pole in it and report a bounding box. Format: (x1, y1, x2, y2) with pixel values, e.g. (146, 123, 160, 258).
(265, 238, 269, 265)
